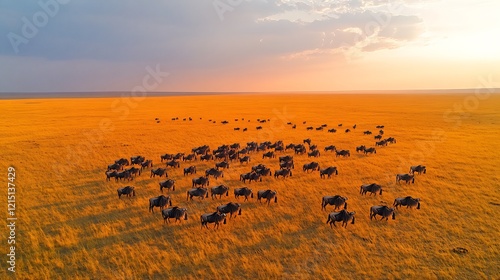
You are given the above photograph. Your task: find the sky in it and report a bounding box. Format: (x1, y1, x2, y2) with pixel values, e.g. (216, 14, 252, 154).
(0, 0, 499, 92)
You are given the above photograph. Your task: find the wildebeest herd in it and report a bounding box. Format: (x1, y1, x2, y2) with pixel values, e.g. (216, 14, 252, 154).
(105, 122, 426, 229)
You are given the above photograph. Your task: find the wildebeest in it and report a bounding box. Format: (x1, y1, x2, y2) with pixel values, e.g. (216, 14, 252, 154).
(393, 196, 421, 209)
(363, 131, 372, 135)
(335, 150, 350, 157)
(127, 167, 141, 178)
(200, 212, 227, 229)
(310, 144, 318, 150)
(370, 205, 396, 221)
(234, 187, 253, 201)
(149, 195, 172, 213)
(182, 154, 197, 161)
(257, 189, 278, 206)
(166, 160, 180, 168)
(160, 153, 174, 162)
(172, 153, 184, 160)
(386, 137, 396, 144)
(159, 179, 176, 192)
(274, 168, 292, 179)
(215, 161, 230, 169)
(338, 124, 342, 127)
(230, 143, 240, 150)
(328, 128, 336, 133)
(200, 154, 214, 161)
(192, 145, 210, 155)
(183, 165, 197, 176)
(162, 206, 188, 223)
(210, 184, 229, 199)
(254, 167, 272, 177)
(321, 195, 348, 210)
(279, 160, 294, 170)
(409, 165, 426, 174)
(320, 166, 338, 178)
(192, 176, 210, 187)
(117, 186, 135, 199)
(306, 126, 313, 130)
(141, 160, 153, 170)
(217, 202, 241, 218)
(374, 135, 382, 140)
(326, 209, 356, 228)
(150, 168, 167, 178)
(308, 150, 320, 157)
(131, 156, 145, 165)
(262, 151, 275, 159)
(115, 158, 130, 166)
(107, 163, 123, 171)
(345, 129, 350, 133)
(252, 164, 267, 172)
(375, 140, 387, 146)
(324, 145, 336, 152)
(379, 130, 384, 135)
(303, 138, 312, 145)
(303, 162, 320, 172)
(205, 168, 224, 179)
(295, 145, 307, 154)
(364, 147, 376, 154)
(105, 170, 118, 181)
(316, 126, 323, 131)
(240, 172, 262, 183)
(256, 126, 263, 130)
(187, 187, 209, 200)
(239, 156, 251, 164)
(356, 145, 366, 153)
(285, 143, 296, 151)
(279, 155, 293, 162)
(115, 170, 132, 181)
(360, 183, 383, 196)
(221, 120, 229, 124)
(396, 173, 415, 184)
(376, 125, 385, 129)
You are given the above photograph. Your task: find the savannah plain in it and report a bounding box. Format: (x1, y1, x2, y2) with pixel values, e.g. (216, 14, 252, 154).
(1, 93, 499, 279)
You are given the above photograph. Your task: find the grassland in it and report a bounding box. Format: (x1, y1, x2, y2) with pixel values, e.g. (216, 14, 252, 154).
(1, 93, 499, 279)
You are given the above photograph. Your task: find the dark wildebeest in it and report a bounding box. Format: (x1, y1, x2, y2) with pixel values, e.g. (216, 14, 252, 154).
(396, 173, 415, 184)
(200, 154, 214, 161)
(205, 168, 224, 179)
(221, 120, 229, 124)
(162, 206, 188, 223)
(245, 172, 262, 183)
(375, 140, 387, 146)
(234, 187, 253, 201)
(255, 167, 272, 177)
(279, 155, 293, 162)
(229, 153, 239, 162)
(252, 164, 267, 172)
(115, 158, 130, 166)
(117, 186, 135, 199)
(131, 156, 145, 165)
(150, 168, 167, 178)
(295, 145, 307, 155)
(274, 146, 284, 153)
(280, 161, 294, 170)
(274, 168, 292, 179)
(230, 143, 240, 150)
(309, 144, 317, 151)
(193, 145, 210, 155)
(107, 163, 123, 171)
(328, 128, 337, 133)
(303, 162, 320, 173)
(200, 212, 227, 229)
(182, 154, 197, 161)
(303, 138, 312, 145)
(115, 170, 132, 181)
(217, 202, 241, 218)
(215, 161, 230, 170)
(360, 183, 383, 196)
(141, 160, 153, 170)
(211, 184, 229, 199)
(374, 135, 382, 140)
(326, 209, 356, 228)
(192, 176, 210, 187)
(353, 124, 356, 129)
(262, 151, 275, 159)
(324, 145, 336, 152)
(214, 152, 228, 161)
(364, 147, 376, 154)
(306, 126, 314, 130)
(356, 145, 366, 153)
(345, 129, 350, 133)
(409, 165, 426, 174)
(183, 165, 197, 176)
(160, 153, 174, 162)
(105, 170, 118, 181)
(376, 125, 385, 129)
(393, 196, 421, 209)
(243, 128, 248, 131)
(256, 126, 263, 130)
(379, 130, 384, 135)
(363, 131, 372, 135)
(370, 205, 396, 221)
(187, 187, 209, 200)
(316, 126, 323, 131)
(172, 153, 184, 160)
(239, 156, 251, 164)
(127, 167, 141, 178)
(149, 195, 172, 213)
(159, 179, 175, 193)
(308, 150, 320, 158)
(166, 160, 180, 168)
(321, 195, 348, 210)
(320, 166, 338, 178)
(386, 137, 397, 144)
(257, 190, 278, 206)
(335, 150, 350, 157)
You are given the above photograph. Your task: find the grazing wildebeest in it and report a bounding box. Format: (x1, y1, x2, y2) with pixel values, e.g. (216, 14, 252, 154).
(229, 153, 239, 162)
(335, 150, 350, 157)
(353, 124, 356, 129)
(326, 209, 356, 228)
(356, 145, 366, 153)
(396, 173, 415, 184)
(127, 167, 141, 178)
(211, 184, 229, 199)
(205, 168, 224, 179)
(306, 126, 313, 130)
(328, 128, 337, 133)
(192, 176, 210, 187)
(131, 156, 145, 165)
(379, 130, 384, 135)
(321, 195, 348, 210)
(338, 124, 342, 127)
(292, 124, 296, 129)
(150, 168, 167, 178)
(215, 161, 230, 170)
(141, 160, 153, 170)
(182, 154, 197, 161)
(183, 165, 197, 176)
(252, 164, 267, 171)
(303, 138, 312, 145)
(221, 120, 229, 124)
(256, 126, 263, 130)
(234, 127, 240, 131)
(234, 187, 253, 201)
(115, 158, 130, 166)
(107, 163, 123, 171)
(285, 143, 296, 151)
(214, 152, 228, 161)
(162, 207, 188, 223)
(243, 128, 248, 131)
(279, 161, 294, 170)
(409, 165, 426, 174)
(363, 131, 372, 135)
(375, 140, 387, 146)
(257, 190, 278, 206)
(239, 156, 251, 164)
(160, 153, 174, 162)
(309, 144, 318, 151)
(187, 187, 209, 200)
(393, 196, 421, 209)
(376, 125, 385, 129)
(230, 143, 240, 150)
(149, 195, 172, 213)
(324, 145, 336, 152)
(308, 150, 320, 157)
(166, 160, 180, 168)
(192, 145, 210, 155)
(370, 205, 396, 221)
(303, 162, 320, 172)
(279, 155, 293, 162)
(360, 183, 383, 196)
(200, 154, 213, 161)
(320, 166, 338, 178)
(364, 147, 376, 154)
(385, 137, 396, 144)
(159, 179, 176, 193)
(172, 153, 184, 160)
(217, 202, 241, 218)
(262, 151, 275, 159)
(345, 129, 350, 133)
(200, 212, 227, 229)
(240, 172, 262, 183)
(295, 145, 307, 154)
(105, 170, 118, 181)
(274, 146, 284, 153)
(117, 186, 135, 199)
(316, 126, 323, 131)
(374, 135, 382, 140)
(115, 170, 132, 181)
(255, 167, 272, 177)
(274, 168, 292, 179)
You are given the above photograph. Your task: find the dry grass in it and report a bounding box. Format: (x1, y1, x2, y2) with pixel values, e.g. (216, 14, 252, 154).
(1, 93, 499, 279)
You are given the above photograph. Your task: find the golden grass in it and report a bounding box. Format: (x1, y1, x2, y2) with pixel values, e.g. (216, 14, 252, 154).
(1, 93, 500, 279)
